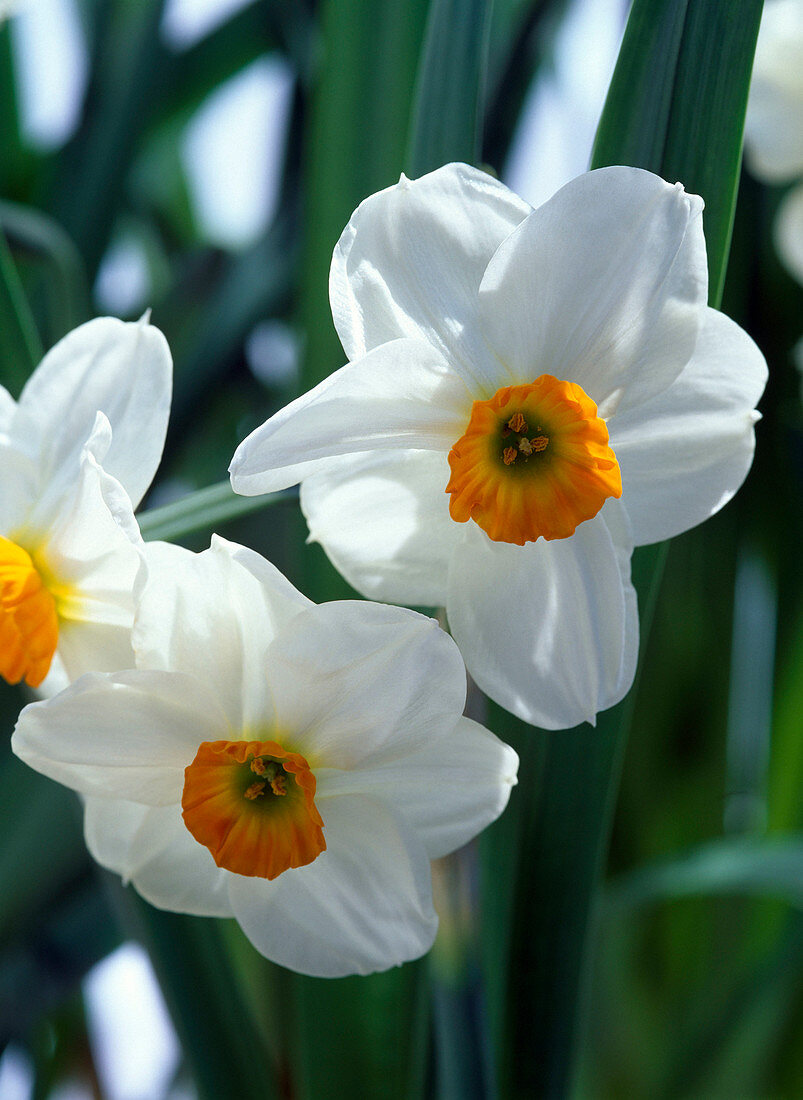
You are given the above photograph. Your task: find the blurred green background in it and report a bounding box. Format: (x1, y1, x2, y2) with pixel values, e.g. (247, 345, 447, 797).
(1, 0, 801, 1096)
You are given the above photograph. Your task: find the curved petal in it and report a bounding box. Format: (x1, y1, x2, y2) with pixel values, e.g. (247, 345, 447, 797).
(477, 166, 708, 416)
(611, 308, 766, 545)
(0, 384, 15, 432)
(319, 716, 518, 858)
(775, 182, 803, 285)
(0, 440, 38, 534)
(300, 449, 458, 606)
(227, 794, 437, 977)
(12, 669, 228, 804)
(331, 162, 529, 391)
(133, 537, 310, 731)
(446, 503, 638, 729)
(229, 338, 469, 496)
(17, 315, 172, 507)
(265, 601, 466, 769)
(84, 798, 234, 918)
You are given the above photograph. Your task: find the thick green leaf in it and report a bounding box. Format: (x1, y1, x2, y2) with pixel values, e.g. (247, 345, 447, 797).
(138, 481, 296, 543)
(406, 0, 491, 176)
(0, 229, 42, 391)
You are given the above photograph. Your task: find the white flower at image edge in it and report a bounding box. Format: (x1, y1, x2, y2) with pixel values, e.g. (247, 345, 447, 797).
(0, 316, 172, 694)
(12, 536, 518, 978)
(229, 163, 767, 730)
(744, 0, 803, 282)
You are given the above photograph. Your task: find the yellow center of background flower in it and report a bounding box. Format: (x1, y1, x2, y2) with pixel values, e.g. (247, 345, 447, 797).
(182, 739, 326, 879)
(0, 536, 59, 688)
(445, 375, 622, 545)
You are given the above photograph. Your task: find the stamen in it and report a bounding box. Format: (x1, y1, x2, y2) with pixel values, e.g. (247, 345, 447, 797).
(183, 739, 325, 879)
(445, 375, 622, 544)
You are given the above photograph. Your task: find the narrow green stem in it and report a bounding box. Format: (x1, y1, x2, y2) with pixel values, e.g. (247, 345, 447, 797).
(138, 482, 296, 543)
(0, 228, 42, 394)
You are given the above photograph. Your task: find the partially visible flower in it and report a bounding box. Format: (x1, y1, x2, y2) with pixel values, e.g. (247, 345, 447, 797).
(230, 164, 767, 730)
(0, 316, 171, 692)
(12, 536, 518, 978)
(744, 0, 803, 281)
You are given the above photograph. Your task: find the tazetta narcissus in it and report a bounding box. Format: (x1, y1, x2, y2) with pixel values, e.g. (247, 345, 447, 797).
(229, 163, 767, 730)
(0, 316, 171, 693)
(12, 536, 518, 978)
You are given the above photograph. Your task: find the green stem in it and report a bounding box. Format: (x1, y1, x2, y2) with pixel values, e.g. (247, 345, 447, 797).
(0, 228, 42, 394)
(138, 482, 296, 543)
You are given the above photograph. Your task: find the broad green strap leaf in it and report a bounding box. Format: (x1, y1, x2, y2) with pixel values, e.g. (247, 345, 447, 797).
(0, 229, 42, 393)
(484, 2, 763, 1094)
(407, 0, 491, 176)
(605, 836, 803, 913)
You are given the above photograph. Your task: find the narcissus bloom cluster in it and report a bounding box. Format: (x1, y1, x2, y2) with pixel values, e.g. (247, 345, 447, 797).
(13, 537, 518, 977)
(230, 163, 767, 730)
(0, 317, 171, 693)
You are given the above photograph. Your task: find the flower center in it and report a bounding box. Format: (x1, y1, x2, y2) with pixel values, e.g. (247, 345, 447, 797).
(181, 739, 326, 879)
(0, 536, 59, 688)
(445, 375, 622, 545)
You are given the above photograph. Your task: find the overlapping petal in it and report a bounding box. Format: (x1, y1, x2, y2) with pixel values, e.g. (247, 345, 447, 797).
(12, 669, 228, 803)
(319, 716, 518, 859)
(133, 537, 310, 732)
(15, 315, 172, 508)
(301, 449, 457, 606)
(230, 338, 471, 495)
(263, 600, 467, 768)
(330, 162, 529, 391)
(611, 309, 767, 545)
(83, 799, 234, 918)
(227, 794, 437, 978)
(446, 502, 637, 729)
(477, 167, 707, 415)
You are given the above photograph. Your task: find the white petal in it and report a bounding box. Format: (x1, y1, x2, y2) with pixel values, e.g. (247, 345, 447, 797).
(12, 669, 228, 804)
(83, 798, 234, 918)
(0, 384, 15, 431)
(133, 537, 309, 731)
(300, 449, 457, 606)
(775, 182, 803, 284)
(611, 308, 767, 545)
(319, 716, 518, 858)
(446, 504, 638, 729)
(477, 166, 708, 415)
(227, 794, 437, 977)
(265, 601, 467, 768)
(0, 440, 38, 533)
(17, 316, 172, 507)
(229, 338, 469, 495)
(331, 162, 529, 390)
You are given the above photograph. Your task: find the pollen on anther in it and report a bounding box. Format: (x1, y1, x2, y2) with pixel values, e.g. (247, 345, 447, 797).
(269, 775, 287, 797)
(250, 757, 267, 776)
(507, 412, 527, 433)
(244, 781, 266, 800)
(518, 437, 533, 456)
(503, 446, 518, 465)
(531, 435, 549, 453)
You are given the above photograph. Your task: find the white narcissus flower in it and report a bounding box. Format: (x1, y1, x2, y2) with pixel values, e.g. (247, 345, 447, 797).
(744, 0, 803, 282)
(0, 316, 171, 693)
(12, 536, 518, 978)
(229, 163, 767, 730)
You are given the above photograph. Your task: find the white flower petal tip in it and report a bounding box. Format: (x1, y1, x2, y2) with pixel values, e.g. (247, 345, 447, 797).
(231, 163, 763, 728)
(12, 537, 514, 977)
(0, 317, 173, 694)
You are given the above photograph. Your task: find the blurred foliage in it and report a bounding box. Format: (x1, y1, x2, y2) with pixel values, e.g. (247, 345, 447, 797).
(0, 0, 802, 1097)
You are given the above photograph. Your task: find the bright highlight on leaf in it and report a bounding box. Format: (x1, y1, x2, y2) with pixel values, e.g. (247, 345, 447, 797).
(229, 162, 768, 730)
(446, 376, 621, 545)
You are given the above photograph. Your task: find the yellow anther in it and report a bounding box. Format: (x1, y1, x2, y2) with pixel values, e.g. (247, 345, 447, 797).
(244, 781, 266, 800)
(507, 412, 528, 434)
(502, 446, 518, 466)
